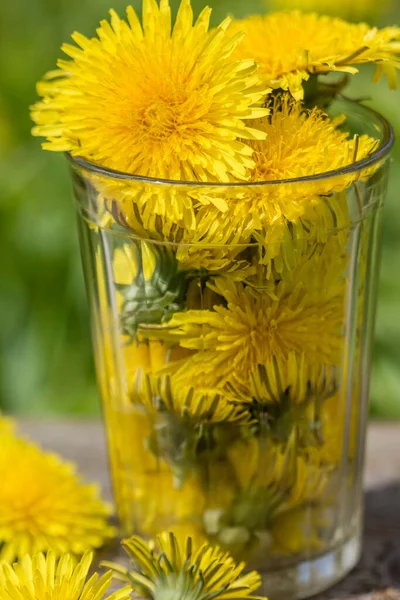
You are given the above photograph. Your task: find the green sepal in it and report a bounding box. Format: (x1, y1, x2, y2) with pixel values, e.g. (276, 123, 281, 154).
(118, 244, 197, 339)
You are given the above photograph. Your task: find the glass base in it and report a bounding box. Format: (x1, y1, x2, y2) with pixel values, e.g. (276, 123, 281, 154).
(257, 533, 361, 600)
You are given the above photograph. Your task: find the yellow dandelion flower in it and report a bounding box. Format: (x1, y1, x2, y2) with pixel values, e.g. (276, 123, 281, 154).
(224, 353, 337, 449)
(31, 0, 270, 229)
(226, 353, 333, 408)
(0, 434, 114, 562)
(228, 436, 329, 510)
(141, 248, 346, 390)
(249, 100, 377, 186)
(0, 551, 131, 600)
(130, 370, 249, 488)
(105, 532, 265, 600)
(173, 99, 377, 276)
(270, 0, 391, 22)
(206, 436, 331, 554)
(231, 11, 400, 99)
(133, 371, 248, 424)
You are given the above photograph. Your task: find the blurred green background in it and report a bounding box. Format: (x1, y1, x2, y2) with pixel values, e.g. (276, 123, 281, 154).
(0, 0, 399, 417)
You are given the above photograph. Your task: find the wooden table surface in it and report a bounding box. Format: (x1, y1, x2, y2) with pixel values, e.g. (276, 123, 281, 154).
(19, 420, 400, 600)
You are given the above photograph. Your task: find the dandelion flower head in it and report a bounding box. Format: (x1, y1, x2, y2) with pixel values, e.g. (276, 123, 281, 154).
(0, 434, 114, 562)
(106, 531, 265, 600)
(133, 371, 249, 424)
(141, 246, 346, 391)
(0, 551, 131, 600)
(173, 98, 377, 275)
(231, 11, 400, 99)
(31, 0, 269, 184)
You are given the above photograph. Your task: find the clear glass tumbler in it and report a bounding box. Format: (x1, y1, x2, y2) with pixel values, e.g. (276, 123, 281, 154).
(69, 98, 394, 599)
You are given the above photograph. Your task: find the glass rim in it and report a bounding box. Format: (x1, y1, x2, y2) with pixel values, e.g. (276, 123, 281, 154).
(65, 99, 395, 189)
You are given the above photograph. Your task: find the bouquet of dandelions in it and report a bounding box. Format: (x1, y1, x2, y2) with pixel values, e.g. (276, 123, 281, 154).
(31, 0, 399, 567)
